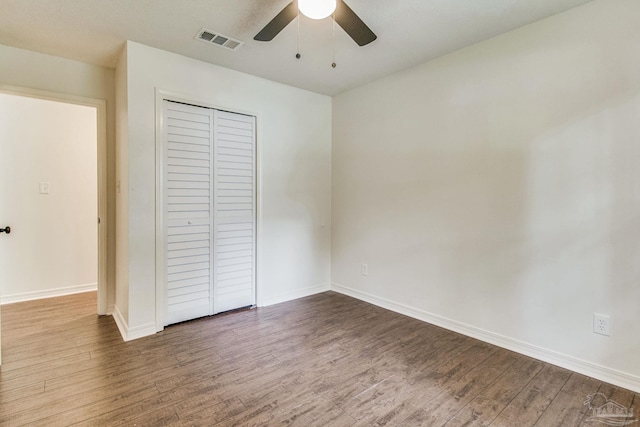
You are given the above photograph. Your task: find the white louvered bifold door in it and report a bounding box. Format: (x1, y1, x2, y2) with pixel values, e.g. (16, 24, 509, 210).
(163, 101, 215, 325)
(213, 110, 256, 314)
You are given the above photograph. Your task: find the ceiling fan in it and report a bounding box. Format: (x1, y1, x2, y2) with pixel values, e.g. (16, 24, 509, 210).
(254, 0, 377, 47)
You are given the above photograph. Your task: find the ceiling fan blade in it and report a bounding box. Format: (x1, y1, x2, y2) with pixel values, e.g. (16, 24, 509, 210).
(334, 0, 377, 46)
(254, 1, 298, 42)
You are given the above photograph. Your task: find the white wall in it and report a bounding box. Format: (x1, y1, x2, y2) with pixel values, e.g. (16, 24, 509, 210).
(0, 94, 97, 302)
(115, 41, 332, 338)
(332, 0, 640, 391)
(0, 44, 116, 310)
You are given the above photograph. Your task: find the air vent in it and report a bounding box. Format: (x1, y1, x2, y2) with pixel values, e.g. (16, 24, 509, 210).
(194, 28, 244, 51)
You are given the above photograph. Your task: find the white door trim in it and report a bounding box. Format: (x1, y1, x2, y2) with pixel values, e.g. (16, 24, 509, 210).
(0, 84, 109, 315)
(154, 88, 260, 332)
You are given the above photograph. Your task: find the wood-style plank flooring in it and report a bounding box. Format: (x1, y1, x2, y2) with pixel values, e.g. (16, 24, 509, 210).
(0, 291, 637, 426)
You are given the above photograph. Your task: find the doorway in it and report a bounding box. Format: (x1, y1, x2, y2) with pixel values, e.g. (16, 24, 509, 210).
(0, 86, 107, 364)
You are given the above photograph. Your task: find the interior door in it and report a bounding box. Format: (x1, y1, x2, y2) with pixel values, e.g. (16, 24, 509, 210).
(162, 101, 256, 326)
(0, 225, 10, 365)
(0, 226, 8, 365)
(213, 110, 256, 313)
(163, 101, 215, 325)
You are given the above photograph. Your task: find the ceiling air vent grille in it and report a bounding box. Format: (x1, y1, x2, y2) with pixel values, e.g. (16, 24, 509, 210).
(195, 28, 244, 51)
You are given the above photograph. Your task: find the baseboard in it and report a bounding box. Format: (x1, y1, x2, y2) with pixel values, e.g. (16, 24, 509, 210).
(258, 282, 331, 307)
(111, 305, 156, 342)
(0, 283, 97, 305)
(111, 305, 128, 341)
(331, 282, 640, 393)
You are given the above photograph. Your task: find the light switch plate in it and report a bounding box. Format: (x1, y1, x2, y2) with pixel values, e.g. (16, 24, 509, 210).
(39, 182, 50, 194)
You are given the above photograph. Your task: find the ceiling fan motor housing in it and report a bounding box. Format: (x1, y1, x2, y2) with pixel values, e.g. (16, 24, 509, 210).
(298, 0, 337, 20)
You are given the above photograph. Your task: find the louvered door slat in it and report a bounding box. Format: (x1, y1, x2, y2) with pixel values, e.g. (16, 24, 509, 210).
(168, 240, 209, 251)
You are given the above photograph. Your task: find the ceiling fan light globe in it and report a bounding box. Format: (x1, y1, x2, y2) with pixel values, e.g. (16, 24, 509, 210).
(298, 0, 337, 20)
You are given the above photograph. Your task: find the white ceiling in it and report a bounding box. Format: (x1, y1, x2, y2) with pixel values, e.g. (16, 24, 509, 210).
(0, 0, 594, 95)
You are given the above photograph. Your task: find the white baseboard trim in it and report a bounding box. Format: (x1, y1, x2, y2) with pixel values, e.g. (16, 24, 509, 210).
(111, 305, 156, 342)
(0, 283, 97, 305)
(331, 282, 640, 393)
(111, 305, 128, 341)
(258, 282, 331, 307)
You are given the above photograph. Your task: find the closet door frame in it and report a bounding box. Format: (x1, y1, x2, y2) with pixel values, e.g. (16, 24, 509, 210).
(154, 89, 260, 332)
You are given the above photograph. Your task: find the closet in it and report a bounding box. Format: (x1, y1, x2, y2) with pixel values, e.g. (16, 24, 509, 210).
(161, 100, 256, 326)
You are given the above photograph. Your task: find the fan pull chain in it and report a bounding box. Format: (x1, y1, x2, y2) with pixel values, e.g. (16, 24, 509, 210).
(331, 15, 336, 68)
(296, 9, 301, 59)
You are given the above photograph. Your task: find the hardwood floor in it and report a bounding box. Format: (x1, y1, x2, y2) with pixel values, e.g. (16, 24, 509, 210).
(0, 291, 637, 426)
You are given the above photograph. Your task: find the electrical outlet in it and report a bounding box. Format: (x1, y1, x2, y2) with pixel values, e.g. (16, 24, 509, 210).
(593, 313, 611, 336)
(361, 263, 368, 276)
